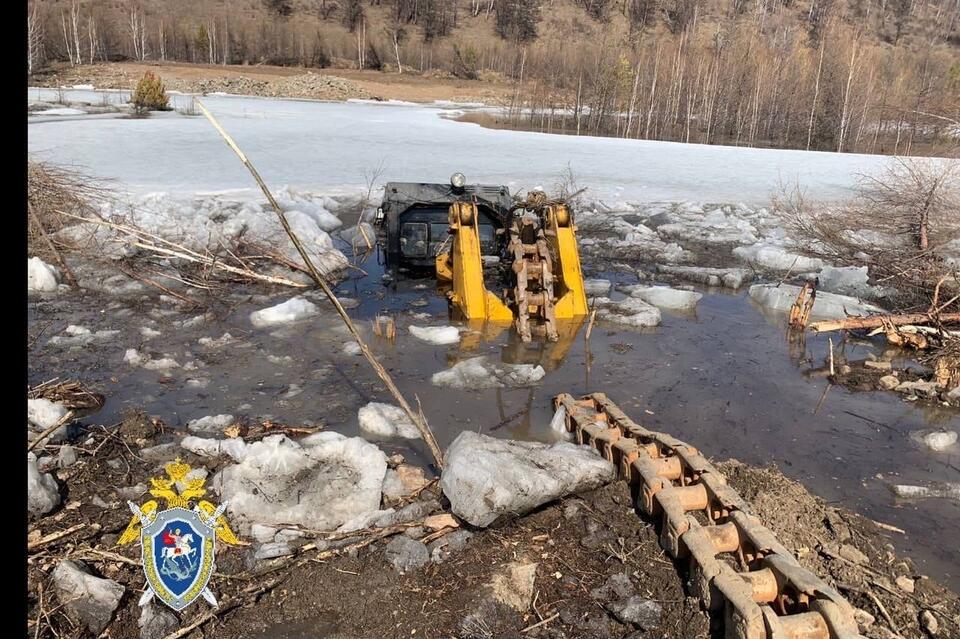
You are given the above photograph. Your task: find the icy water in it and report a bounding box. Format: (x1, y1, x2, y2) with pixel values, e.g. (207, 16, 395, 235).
(27, 91, 959, 589)
(28, 247, 960, 589)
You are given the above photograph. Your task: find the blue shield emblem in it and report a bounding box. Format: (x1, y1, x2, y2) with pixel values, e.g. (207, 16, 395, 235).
(141, 507, 216, 611)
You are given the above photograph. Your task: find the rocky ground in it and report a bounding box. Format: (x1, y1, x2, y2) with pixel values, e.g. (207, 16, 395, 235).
(26, 403, 960, 639)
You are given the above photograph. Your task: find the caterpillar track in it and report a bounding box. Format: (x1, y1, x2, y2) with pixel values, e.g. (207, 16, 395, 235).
(554, 392, 863, 639)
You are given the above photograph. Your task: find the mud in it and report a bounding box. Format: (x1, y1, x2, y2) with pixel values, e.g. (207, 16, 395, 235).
(27, 421, 960, 639)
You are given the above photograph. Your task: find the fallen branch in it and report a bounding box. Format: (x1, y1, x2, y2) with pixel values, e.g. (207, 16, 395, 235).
(56, 211, 309, 289)
(27, 410, 75, 452)
(27, 524, 87, 552)
(195, 98, 444, 470)
(809, 312, 960, 333)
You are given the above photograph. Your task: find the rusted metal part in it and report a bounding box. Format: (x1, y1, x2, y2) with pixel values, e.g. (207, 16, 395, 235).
(508, 211, 559, 343)
(553, 392, 863, 639)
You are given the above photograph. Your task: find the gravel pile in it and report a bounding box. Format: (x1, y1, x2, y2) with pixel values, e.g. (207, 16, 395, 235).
(193, 72, 371, 100)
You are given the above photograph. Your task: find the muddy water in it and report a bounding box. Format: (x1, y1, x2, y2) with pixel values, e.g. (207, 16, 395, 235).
(28, 238, 960, 589)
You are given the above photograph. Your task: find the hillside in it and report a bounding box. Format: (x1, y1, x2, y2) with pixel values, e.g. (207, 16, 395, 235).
(28, 0, 960, 154)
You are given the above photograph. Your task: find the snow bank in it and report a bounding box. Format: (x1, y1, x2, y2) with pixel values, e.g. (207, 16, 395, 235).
(250, 296, 319, 328)
(28, 257, 61, 292)
(748, 284, 885, 320)
(441, 431, 615, 527)
(37, 107, 88, 116)
(358, 402, 420, 439)
(212, 432, 387, 533)
(431, 356, 546, 389)
(409, 325, 460, 345)
(593, 297, 662, 328)
(626, 286, 702, 310)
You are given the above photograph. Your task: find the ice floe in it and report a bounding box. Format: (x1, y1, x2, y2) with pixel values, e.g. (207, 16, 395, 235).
(748, 283, 885, 320)
(593, 297, 662, 327)
(431, 356, 546, 389)
(358, 402, 421, 439)
(212, 432, 387, 533)
(250, 296, 319, 328)
(408, 325, 460, 345)
(625, 286, 702, 310)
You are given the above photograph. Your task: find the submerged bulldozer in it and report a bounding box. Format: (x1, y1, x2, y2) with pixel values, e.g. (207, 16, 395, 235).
(374, 173, 587, 342)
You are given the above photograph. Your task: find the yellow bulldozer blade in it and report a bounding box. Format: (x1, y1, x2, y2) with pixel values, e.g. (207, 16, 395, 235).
(440, 201, 513, 323)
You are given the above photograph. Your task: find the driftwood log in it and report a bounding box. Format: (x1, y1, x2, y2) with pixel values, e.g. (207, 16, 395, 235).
(809, 312, 960, 333)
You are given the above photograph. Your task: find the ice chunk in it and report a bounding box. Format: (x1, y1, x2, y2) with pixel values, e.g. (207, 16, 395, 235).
(892, 482, 960, 501)
(441, 431, 616, 527)
(734, 243, 824, 271)
(583, 279, 611, 297)
(358, 402, 421, 440)
(626, 286, 702, 310)
(748, 284, 885, 320)
(28, 257, 61, 292)
(656, 264, 751, 289)
(593, 297, 661, 327)
(28, 452, 61, 515)
(656, 206, 758, 245)
(181, 436, 248, 462)
(212, 432, 387, 533)
(28, 398, 69, 432)
(816, 266, 892, 300)
(431, 356, 545, 389)
(123, 348, 146, 366)
(912, 430, 958, 452)
(143, 357, 180, 372)
(48, 325, 119, 349)
(342, 340, 362, 355)
(187, 414, 235, 434)
(340, 222, 376, 248)
(550, 404, 570, 438)
(250, 296, 319, 328)
(409, 325, 460, 345)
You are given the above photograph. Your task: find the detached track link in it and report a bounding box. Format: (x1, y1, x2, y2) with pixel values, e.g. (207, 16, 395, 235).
(553, 392, 863, 639)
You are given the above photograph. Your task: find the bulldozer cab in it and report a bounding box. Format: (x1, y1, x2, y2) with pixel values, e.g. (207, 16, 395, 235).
(374, 177, 513, 270)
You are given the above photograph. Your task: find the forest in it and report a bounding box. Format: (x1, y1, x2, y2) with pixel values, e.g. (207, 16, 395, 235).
(27, 0, 960, 154)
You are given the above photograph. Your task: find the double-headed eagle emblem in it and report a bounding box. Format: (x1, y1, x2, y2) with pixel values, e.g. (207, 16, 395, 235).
(120, 459, 241, 611)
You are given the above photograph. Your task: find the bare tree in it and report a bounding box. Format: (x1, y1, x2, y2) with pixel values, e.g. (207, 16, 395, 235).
(778, 158, 960, 309)
(27, 0, 44, 75)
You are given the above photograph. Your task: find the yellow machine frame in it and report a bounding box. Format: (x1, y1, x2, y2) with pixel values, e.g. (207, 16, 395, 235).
(436, 199, 587, 338)
(436, 201, 513, 322)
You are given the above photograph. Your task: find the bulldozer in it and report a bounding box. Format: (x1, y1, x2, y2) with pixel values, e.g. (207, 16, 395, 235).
(373, 173, 588, 342)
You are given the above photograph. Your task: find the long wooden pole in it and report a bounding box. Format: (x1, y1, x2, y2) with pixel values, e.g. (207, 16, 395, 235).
(195, 99, 444, 469)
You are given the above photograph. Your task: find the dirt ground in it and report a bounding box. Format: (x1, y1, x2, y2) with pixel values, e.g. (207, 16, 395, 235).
(26, 411, 960, 639)
(29, 61, 515, 105)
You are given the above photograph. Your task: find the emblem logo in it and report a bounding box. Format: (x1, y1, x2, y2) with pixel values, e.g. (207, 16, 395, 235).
(119, 459, 241, 611)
